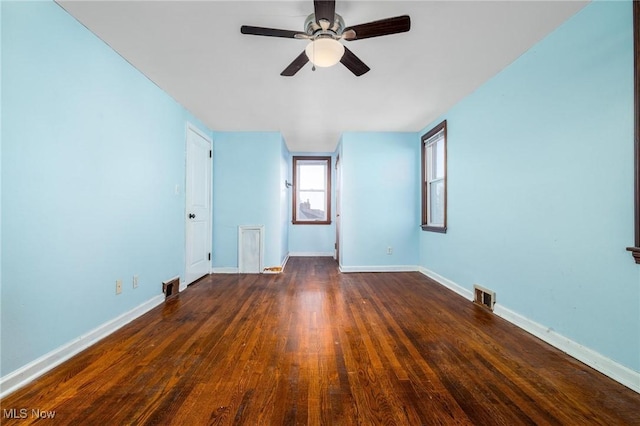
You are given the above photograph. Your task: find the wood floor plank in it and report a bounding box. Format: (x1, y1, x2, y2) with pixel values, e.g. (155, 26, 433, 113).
(1, 257, 639, 425)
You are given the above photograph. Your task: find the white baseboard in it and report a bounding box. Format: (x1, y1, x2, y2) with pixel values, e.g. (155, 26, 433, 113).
(288, 252, 334, 257)
(493, 304, 640, 393)
(418, 266, 473, 300)
(0, 294, 165, 398)
(418, 266, 640, 394)
(211, 267, 239, 274)
(340, 265, 419, 273)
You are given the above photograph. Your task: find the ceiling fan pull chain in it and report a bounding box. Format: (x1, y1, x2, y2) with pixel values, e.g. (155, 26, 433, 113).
(312, 41, 316, 71)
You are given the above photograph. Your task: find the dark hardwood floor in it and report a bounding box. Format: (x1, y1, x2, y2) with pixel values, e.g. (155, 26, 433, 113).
(2, 257, 639, 425)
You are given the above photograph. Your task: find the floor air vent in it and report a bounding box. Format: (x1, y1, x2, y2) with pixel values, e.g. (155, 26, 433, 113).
(162, 277, 179, 298)
(474, 285, 496, 311)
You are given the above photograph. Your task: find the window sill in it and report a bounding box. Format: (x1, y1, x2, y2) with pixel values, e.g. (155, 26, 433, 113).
(421, 225, 447, 233)
(627, 247, 640, 264)
(292, 221, 332, 225)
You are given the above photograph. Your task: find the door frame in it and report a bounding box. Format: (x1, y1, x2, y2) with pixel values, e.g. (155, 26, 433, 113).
(184, 122, 213, 288)
(335, 154, 341, 266)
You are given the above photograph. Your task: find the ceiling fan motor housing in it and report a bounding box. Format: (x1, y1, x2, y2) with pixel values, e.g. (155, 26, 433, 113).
(304, 13, 345, 39)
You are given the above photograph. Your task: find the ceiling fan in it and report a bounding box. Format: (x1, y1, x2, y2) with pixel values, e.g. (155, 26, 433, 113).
(240, 0, 410, 77)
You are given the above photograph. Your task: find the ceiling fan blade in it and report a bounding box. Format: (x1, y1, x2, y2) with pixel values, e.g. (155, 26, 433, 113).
(241, 25, 302, 39)
(314, 0, 335, 26)
(340, 47, 370, 76)
(343, 15, 411, 41)
(281, 51, 309, 76)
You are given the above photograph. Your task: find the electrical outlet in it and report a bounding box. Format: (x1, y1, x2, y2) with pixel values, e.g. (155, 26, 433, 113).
(387, 247, 393, 255)
(116, 279, 123, 295)
(133, 275, 139, 289)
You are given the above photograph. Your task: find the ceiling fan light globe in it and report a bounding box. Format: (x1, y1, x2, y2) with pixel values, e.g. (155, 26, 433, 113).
(305, 38, 345, 67)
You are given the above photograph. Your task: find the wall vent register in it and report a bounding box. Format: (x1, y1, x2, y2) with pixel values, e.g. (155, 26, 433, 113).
(474, 284, 496, 311)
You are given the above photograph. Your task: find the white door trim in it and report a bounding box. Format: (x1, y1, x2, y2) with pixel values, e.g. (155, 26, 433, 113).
(185, 122, 212, 285)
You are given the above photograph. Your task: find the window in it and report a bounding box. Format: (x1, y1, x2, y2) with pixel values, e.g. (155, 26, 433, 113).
(292, 156, 331, 224)
(421, 120, 447, 232)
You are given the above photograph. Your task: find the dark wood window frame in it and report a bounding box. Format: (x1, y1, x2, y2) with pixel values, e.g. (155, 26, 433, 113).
(421, 120, 447, 233)
(292, 156, 332, 225)
(628, 2, 640, 264)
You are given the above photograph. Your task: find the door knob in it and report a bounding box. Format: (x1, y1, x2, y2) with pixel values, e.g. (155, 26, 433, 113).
(189, 213, 196, 219)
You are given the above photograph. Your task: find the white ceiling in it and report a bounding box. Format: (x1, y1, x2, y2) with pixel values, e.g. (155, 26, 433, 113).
(57, 1, 587, 152)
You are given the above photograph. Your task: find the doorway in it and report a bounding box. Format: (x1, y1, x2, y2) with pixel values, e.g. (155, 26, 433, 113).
(185, 124, 212, 285)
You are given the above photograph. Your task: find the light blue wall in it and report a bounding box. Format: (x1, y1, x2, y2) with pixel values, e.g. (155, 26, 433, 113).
(288, 152, 337, 256)
(340, 133, 420, 268)
(212, 132, 287, 270)
(288, 225, 336, 255)
(419, 1, 639, 371)
(1, 1, 212, 376)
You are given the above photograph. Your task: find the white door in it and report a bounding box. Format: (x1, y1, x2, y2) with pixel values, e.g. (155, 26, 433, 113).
(238, 226, 263, 273)
(185, 124, 212, 285)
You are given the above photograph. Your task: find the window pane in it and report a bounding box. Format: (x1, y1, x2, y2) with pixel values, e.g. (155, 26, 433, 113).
(435, 139, 445, 179)
(427, 144, 434, 180)
(429, 180, 445, 225)
(297, 191, 327, 221)
(428, 139, 444, 180)
(299, 164, 326, 190)
(425, 145, 431, 180)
